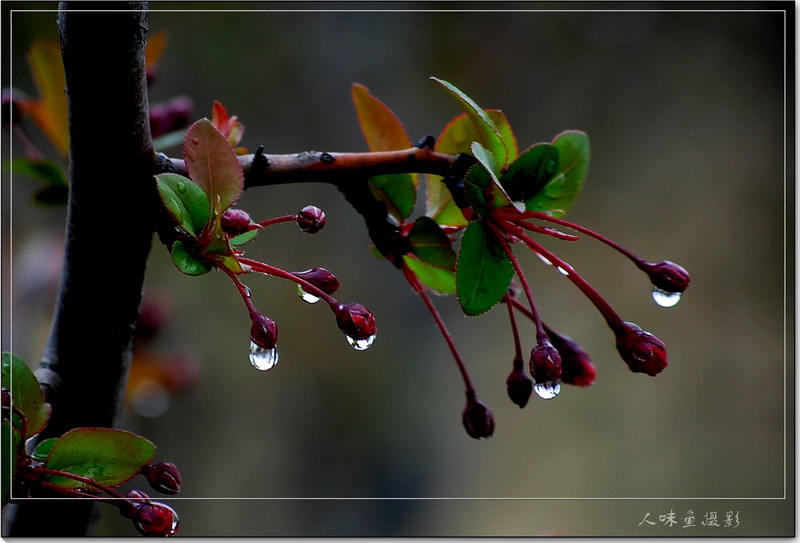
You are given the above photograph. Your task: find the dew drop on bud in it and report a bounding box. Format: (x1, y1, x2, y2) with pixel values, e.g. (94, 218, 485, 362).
(533, 381, 561, 400)
(651, 287, 681, 308)
(249, 341, 279, 371)
(296, 284, 320, 304)
(346, 333, 376, 351)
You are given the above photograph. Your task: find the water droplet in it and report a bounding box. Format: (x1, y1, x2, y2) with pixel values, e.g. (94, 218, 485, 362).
(191, 137, 200, 145)
(249, 341, 278, 371)
(346, 333, 376, 351)
(242, 284, 251, 298)
(534, 381, 560, 400)
(537, 253, 553, 266)
(185, 149, 196, 161)
(176, 180, 186, 193)
(556, 266, 569, 276)
(652, 287, 681, 308)
(297, 284, 320, 304)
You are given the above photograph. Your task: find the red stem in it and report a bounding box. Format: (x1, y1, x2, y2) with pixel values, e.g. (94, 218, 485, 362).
(253, 214, 296, 230)
(217, 264, 260, 321)
(237, 257, 338, 308)
(504, 295, 524, 369)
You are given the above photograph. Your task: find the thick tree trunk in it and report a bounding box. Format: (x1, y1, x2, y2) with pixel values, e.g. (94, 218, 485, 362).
(5, 2, 155, 536)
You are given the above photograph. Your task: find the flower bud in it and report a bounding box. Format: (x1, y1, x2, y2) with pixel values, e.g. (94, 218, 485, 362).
(120, 490, 151, 519)
(293, 267, 340, 296)
(505, 368, 533, 408)
(149, 96, 194, 139)
(250, 314, 278, 350)
(615, 322, 667, 376)
(643, 260, 691, 293)
(221, 208, 252, 236)
(297, 205, 326, 233)
(335, 303, 377, 349)
(144, 461, 182, 495)
(462, 391, 495, 439)
(529, 340, 562, 384)
(546, 329, 596, 387)
(131, 501, 179, 537)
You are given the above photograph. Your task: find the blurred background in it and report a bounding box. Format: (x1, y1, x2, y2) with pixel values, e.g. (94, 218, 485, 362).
(4, 3, 790, 537)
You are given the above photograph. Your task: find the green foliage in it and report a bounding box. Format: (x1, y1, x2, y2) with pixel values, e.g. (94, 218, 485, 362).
(1, 353, 50, 437)
(456, 221, 515, 316)
(42, 428, 156, 489)
(156, 173, 210, 236)
(7, 159, 68, 206)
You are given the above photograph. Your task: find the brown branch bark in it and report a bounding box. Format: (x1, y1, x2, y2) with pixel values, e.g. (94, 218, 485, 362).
(5, 2, 156, 536)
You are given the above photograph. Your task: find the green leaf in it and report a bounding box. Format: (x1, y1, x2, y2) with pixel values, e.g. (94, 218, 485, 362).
(456, 221, 514, 316)
(170, 240, 212, 276)
(408, 216, 456, 270)
(184, 118, 244, 213)
(43, 428, 156, 489)
(501, 142, 558, 203)
(402, 255, 456, 294)
(525, 131, 590, 217)
(463, 163, 492, 219)
(425, 110, 516, 226)
(152, 129, 187, 152)
(352, 83, 418, 222)
(7, 159, 68, 206)
(3, 419, 21, 505)
(155, 173, 210, 236)
(471, 142, 512, 208)
(31, 437, 58, 463)
(229, 229, 258, 246)
(431, 77, 508, 168)
(1, 353, 50, 438)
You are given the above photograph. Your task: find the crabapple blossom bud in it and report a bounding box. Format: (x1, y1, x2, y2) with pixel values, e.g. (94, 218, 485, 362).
(250, 314, 278, 350)
(221, 208, 252, 236)
(297, 205, 326, 233)
(547, 329, 596, 387)
(292, 267, 340, 296)
(120, 490, 151, 519)
(615, 322, 667, 376)
(529, 340, 562, 384)
(643, 260, 691, 293)
(462, 391, 495, 439)
(505, 368, 533, 408)
(149, 96, 194, 139)
(144, 462, 182, 495)
(335, 303, 377, 344)
(131, 501, 179, 537)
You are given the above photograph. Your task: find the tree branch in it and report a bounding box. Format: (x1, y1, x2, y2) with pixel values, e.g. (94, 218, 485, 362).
(5, 2, 155, 536)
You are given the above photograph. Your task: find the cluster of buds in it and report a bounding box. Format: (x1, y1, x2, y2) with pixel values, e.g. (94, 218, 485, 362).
(213, 205, 377, 372)
(121, 490, 180, 537)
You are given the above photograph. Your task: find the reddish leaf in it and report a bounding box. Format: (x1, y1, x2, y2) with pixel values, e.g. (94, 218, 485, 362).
(183, 118, 244, 213)
(211, 101, 244, 147)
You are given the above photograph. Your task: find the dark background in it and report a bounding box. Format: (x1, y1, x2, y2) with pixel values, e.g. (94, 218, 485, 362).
(4, 3, 791, 536)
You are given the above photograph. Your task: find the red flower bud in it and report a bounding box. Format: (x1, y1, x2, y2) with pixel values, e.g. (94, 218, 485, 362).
(529, 340, 562, 384)
(221, 208, 252, 236)
(462, 391, 495, 439)
(297, 205, 326, 233)
(149, 96, 194, 139)
(293, 267, 340, 296)
(335, 303, 377, 350)
(505, 368, 533, 408)
(546, 328, 596, 387)
(615, 322, 667, 376)
(250, 315, 278, 350)
(120, 490, 151, 519)
(144, 462, 182, 495)
(131, 501, 179, 537)
(643, 260, 691, 293)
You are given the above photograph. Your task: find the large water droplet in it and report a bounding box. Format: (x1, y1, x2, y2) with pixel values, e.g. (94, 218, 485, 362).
(346, 333, 376, 351)
(652, 287, 681, 308)
(176, 180, 187, 193)
(297, 284, 320, 304)
(534, 381, 560, 400)
(249, 341, 278, 371)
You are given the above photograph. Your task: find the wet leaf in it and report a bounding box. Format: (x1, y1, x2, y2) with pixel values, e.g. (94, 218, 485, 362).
(184, 118, 244, 213)
(524, 131, 590, 217)
(402, 255, 456, 294)
(155, 173, 210, 236)
(352, 83, 418, 222)
(456, 221, 514, 316)
(408, 216, 456, 270)
(170, 240, 212, 276)
(31, 437, 58, 463)
(501, 142, 558, 203)
(43, 428, 156, 489)
(1, 353, 50, 438)
(471, 141, 512, 208)
(431, 77, 508, 167)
